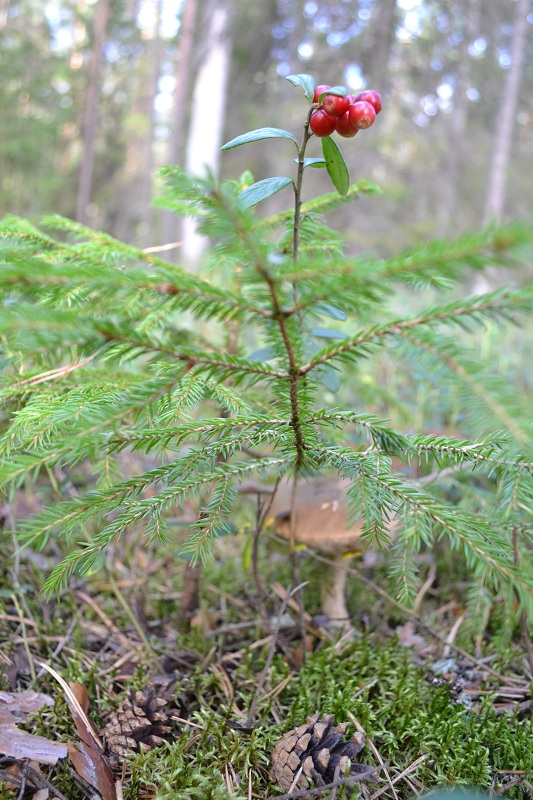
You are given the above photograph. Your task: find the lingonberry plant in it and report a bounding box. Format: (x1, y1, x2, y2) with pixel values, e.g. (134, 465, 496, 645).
(309, 84, 381, 139)
(0, 73, 532, 637)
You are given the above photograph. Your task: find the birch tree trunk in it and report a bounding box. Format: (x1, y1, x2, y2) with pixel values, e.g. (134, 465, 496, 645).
(0, 0, 9, 31)
(181, 0, 232, 265)
(75, 0, 110, 225)
(483, 0, 531, 223)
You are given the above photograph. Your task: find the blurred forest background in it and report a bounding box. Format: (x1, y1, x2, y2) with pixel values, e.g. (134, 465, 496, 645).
(2, 0, 532, 258)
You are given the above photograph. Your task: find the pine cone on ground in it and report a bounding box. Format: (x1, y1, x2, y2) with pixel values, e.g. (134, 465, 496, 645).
(271, 713, 375, 792)
(102, 684, 174, 767)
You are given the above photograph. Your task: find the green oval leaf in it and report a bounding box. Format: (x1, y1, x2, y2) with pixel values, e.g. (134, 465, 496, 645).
(321, 136, 350, 196)
(304, 337, 321, 359)
(311, 327, 347, 339)
(314, 303, 347, 321)
(221, 128, 298, 151)
(328, 85, 348, 96)
(248, 346, 274, 361)
(286, 73, 316, 102)
(305, 158, 327, 169)
(318, 85, 347, 100)
(320, 364, 341, 393)
(293, 158, 327, 169)
(238, 177, 293, 209)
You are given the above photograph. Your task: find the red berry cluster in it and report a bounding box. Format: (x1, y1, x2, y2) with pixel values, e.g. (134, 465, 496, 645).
(310, 85, 382, 138)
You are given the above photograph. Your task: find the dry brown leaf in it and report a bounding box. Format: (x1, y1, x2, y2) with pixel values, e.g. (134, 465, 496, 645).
(0, 689, 54, 718)
(37, 663, 103, 751)
(68, 680, 103, 748)
(0, 723, 68, 764)
(70, 682, 89, 714)
(0, 708, 18, 724)
(396, 621, 427, 650)
(68, 741, 117, 800)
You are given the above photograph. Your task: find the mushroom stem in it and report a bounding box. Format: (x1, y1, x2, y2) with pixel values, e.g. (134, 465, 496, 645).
(321, 556, 350, 625)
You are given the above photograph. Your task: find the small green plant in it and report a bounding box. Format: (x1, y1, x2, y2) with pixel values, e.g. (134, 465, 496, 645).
(0, 73, 532, 634)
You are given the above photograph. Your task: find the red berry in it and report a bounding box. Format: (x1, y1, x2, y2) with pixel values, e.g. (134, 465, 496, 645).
(347, 94, 357, 105)
(348, 100, 376, 129)
(335, 111, 359, 138)
(309, 109, 336, 137)
(321, 93, 351, 118)
(354, 90, 382, 114)
(313, 84, 331, 103)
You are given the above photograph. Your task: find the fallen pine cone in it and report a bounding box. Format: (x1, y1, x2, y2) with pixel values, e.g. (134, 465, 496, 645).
(102, 684, 174, 767)
(271, 713, 377, 792)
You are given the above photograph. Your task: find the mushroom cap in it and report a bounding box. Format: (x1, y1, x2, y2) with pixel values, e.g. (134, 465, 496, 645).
(266, 476, 363, 556)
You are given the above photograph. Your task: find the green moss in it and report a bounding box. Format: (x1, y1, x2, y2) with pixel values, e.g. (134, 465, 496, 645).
(118, 637, 533, 799)
(126, 712, 274, 800)
(281, 639, 533, 795)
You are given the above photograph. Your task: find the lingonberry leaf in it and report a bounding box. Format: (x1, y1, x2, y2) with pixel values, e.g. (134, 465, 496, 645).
(310, 327, 347, 339)
(248, 346, 274, 361)
(318, 85, 347, 100)
(294, 157, 327, 169)
(321, 136, 349, 196)
(319, 364, 341, 393)
(238, 176, 293, 208)
(304, 158, 327, 169)
(314, 303, 348, 321)
(303, 336, 320, 359)
(221, 128, 298, 151)
(286, 73, 316, 102)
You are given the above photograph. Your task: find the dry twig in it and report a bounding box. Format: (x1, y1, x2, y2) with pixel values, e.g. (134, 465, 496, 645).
(244, 583, 306, 728)
(271, 767, 383, 800)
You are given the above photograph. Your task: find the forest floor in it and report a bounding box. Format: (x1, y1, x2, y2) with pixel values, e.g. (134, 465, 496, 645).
(1, 526, 533, 800)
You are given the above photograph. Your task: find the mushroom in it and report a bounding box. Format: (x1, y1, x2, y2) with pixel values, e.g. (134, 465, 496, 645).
(262, 475, 395, 625)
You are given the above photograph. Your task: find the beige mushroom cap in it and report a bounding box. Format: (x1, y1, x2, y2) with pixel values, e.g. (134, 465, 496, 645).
(266, 476, 364, 556)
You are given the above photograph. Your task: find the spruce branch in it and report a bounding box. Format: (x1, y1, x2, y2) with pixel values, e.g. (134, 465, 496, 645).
(259, 181, 381, 232)
(0, 378, 176, 480)
(1, 78, 533, 634)
(299, 288, 533, 376)
(310, 444, 533, 608)
(208, 186, 308, 468)
(380, 223, 532, 282)
(39, 457, 288, 595)
(394, 329, 532, 447)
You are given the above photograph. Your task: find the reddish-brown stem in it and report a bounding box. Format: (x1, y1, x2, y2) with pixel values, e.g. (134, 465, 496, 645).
(292, 104, 316, 263)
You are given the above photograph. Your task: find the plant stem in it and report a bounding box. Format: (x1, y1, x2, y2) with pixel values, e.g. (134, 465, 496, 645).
(212, 188, 307, 467)
(287, 105, 316, 651)
(512, 526, 533, 674)
(292, 105, 315, 264)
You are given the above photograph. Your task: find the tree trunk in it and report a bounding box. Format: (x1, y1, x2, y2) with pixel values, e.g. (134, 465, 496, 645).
(438, 0, 480, 232)
(110, 0, 163, 245)
(366, 0, 398, 93)
(0, 0, 9, 31)
(181, 0, 233, 265)
(161, 0, 200, 248)
(75, 0, 110, 225)
(483, 0, 530, 223)
(288, 0, 307, 74)
(138, 0, 163, 247)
